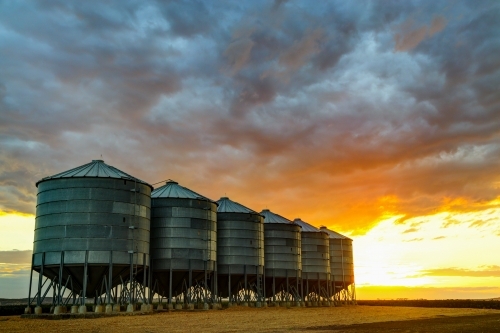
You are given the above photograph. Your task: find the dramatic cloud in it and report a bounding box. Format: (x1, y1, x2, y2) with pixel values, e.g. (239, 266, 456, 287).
(421, 266, 500, 278)
(394, 16, 447, 51)
(0, 0, 499, 237)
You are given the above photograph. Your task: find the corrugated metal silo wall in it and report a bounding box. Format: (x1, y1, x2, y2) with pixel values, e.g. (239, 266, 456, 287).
(301, 231, 330, 281)
(34, 178, 151, 297)
(150, 197, 217, 296)
(329, 238, 354, 286)
(217, 212, 264, 296)
(264, 223, 301, 296)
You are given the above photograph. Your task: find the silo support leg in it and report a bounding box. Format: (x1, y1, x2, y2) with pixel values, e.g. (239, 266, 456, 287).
(326, 274, 330, 304)
(317, 273, 320, 303)
(263, 270, 266, 304)
(26, 254, 34, 313)
(188, 261, 192, 305)
(272, 269, 276, 304)
(244, 265, 247, 303)
(37, 253, 45, 307)
(127, 252, 134, 312)
(108, 251, 113, 306)
(203, 263, 208, 304)
(57, 252, 64, 306)
(296, 270, 299, 302)
(286, 270, 289, 302)
(148, 255, 152, 306)
(142, 253, 147, 305)
(306, 278, 309, 304)
(169, 266, 172, 305)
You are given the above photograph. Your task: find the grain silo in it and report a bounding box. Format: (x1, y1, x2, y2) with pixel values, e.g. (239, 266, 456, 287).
(292, 218, 330, 306)
(216, 197, 264, 306)
(150, 181, 217, 309)
(260, 209, 302, 306)
(30, 160, 152, 314)
(319, 226, 356, 305)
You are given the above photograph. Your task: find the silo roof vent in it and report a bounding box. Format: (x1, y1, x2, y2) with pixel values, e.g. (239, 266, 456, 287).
(152, 180, 215, 202)
(260, 209, 293, 224)
(36, 159, 152, 189)
(216, 197, 259, 214)
(293, 218, 323, 232)
(319, 226, 352, 240)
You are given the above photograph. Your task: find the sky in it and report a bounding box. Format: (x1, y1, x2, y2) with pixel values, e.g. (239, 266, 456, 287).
(0, 0, 499, 299)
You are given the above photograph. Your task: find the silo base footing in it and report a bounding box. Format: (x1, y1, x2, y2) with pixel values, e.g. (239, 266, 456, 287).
(24, 307, 31, 314)
(78, 306, 87, 314)
(203, 303, 209, 310)
(157, 304, 163, 310)
(306, 302, 312, 307)
(242, 302, 249, 307)
(295, 302, 301, 307)
(227, 302, 233, 308)
(186, 303, 194, 310)
(95, 305, 104, 313)
(255, 302, 261, 308)
(175, 304, 183, 310)
(140, 304, 148, 312)
(34, 306, 42, 315)
(126, 304, 134, 312)
(54, 306, 64, 315)
(105, 304, 113, 313)
(167, 303, 174, 310)
(71, 305, 79, 314)
(113, 304, 121, 312)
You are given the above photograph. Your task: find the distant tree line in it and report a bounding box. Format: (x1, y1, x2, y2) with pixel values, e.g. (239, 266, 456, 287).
(358, 299, 500, 310)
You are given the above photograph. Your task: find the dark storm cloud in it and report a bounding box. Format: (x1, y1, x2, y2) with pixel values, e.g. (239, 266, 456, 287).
(0, 0, 499, 233)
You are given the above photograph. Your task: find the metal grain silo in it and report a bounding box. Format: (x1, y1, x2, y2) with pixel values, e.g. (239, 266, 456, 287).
(30, 160, 152, 314)
(292, 218, 330, 306)
(150, 181, 217, 308)
(216, 197, 264, 306)
(319, 226, 356, 304)
(261, 209, 302, 306)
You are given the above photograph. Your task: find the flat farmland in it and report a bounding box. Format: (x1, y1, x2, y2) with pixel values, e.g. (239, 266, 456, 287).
(1, 306, 499, 333)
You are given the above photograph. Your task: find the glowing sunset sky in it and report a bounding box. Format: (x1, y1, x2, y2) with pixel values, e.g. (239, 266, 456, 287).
(1, 1, 499, 299)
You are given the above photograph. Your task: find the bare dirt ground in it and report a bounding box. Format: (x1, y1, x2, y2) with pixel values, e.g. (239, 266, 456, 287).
(0, 306, 499, 333)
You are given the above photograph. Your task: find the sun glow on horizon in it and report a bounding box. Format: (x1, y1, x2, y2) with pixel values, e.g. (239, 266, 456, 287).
(352, 207, 500, 298)
(0, 213, 35, 251)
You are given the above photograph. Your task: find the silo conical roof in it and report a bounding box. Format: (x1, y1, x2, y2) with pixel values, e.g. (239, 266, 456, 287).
(151, 180, 215, 202)
(260, 209, 293, 224)
(216, 197, 259, 213)
(319, 226, 352, 240)
(293, 218, 324, 232)
(36, 159, 152, 189)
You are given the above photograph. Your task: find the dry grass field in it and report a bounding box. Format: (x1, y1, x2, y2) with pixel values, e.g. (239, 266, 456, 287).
(1, 306, 499, 333)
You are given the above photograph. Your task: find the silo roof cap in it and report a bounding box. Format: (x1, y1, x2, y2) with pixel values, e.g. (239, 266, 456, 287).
(319, 226, 352, 240)
(216, 197, 259, 214)
(260, 209, 293, 224)
(152, 180, 215, 203)
(36, 159, 152, 189)
(293, 218, 324, 232)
